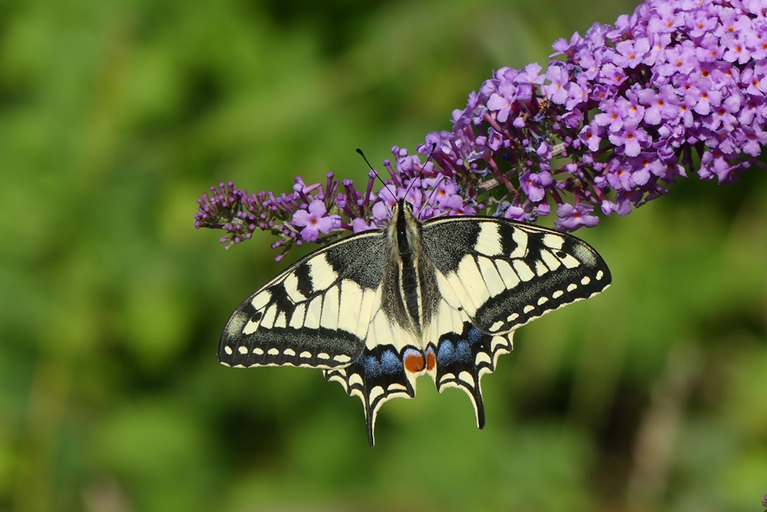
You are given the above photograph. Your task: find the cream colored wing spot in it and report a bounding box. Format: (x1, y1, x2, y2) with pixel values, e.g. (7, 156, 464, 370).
(559, 253, 581, 269)
(320, 285, 340, 330)
(509, 229, 528, 258)
(368, 386, 385, 404)
(475, 351, 492, 366)
(495, 259, 520, 289)
(307, 254, 338, 290)
(512, 260, 535, 282)
(289, 303, 306, 329)
(337, 281, 364, 334)
(458, 371, 475, 388)
(304, 295, 322, 329)
(540, 248, 562, 271)
(542, 233, 565, 251)
(474, 223, 503, 256)
(457, 256, 490, 305)
(348, 372, 363, 388)
(250, 291, 271, 311)
(243, 319, 260, 335)
(283, 272, 307, 303)
(491, 335, 511, 352)
(477, 256, 505, 297)
(260, 304, 278, 329)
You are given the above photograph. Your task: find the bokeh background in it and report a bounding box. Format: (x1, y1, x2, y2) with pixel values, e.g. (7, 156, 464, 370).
(2, 0, 766, 511)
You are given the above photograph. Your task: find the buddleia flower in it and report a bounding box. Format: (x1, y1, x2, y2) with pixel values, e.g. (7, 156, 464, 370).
(196, 0, 767, 257)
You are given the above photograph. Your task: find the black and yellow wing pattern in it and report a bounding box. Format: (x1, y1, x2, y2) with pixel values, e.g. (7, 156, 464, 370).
(219, 200, 611, 445)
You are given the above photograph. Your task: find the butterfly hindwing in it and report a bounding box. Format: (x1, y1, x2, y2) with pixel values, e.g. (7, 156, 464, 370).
(324, 306, 424, 446)
(219, 230, 388, 369)
(421, 216, 611, 426)
(424, 300, 514, 429)
(324, 359, 415, 447)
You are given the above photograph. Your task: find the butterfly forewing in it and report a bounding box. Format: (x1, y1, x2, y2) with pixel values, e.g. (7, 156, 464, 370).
(219, 230, 388, 369)
(422, 217, 611, 334)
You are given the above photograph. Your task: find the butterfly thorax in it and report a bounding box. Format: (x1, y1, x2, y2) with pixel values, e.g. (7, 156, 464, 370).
(382, 200, 439, 337)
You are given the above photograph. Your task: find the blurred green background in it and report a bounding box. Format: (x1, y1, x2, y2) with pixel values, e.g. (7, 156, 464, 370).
(2, 0, 766, 511)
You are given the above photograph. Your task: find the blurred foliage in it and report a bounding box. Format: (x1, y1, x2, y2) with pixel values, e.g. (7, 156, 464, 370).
(1, 0, 766, 511)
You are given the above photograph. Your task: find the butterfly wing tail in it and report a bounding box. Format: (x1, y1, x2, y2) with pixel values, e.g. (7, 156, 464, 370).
(428, 316, 514, 429)
(325, 361, 417, 446)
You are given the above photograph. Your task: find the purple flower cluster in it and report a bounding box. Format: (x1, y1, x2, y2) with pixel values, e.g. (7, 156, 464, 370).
(429, 0, 767, 229)
(195, 0, 767, 255)
(194, 157, 480, 259)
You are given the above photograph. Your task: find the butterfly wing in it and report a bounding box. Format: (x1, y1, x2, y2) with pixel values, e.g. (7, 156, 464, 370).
(323, 306, 423, 446)
(219, 230, 388, 369)
(220, 227, 424, 445)
(422, 299, 513, 429)
(421, 217, 612, 427)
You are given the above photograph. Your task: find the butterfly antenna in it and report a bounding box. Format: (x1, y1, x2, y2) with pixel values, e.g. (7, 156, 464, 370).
(356, 148, 397, 214)
(357, 144, 437, 216)
(401, 143, 438, 216)
(424, 173, 447, 214)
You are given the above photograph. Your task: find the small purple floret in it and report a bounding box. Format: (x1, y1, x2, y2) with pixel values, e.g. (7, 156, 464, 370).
(291, 200, 340, 242)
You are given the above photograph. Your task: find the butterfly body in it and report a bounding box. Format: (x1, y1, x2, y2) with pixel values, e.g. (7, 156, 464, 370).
(220, 199, 611, 445)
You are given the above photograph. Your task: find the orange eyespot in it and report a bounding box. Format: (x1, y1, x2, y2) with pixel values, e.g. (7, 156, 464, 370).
(426, 350, 436, 371)
(404, 351, 425, 373)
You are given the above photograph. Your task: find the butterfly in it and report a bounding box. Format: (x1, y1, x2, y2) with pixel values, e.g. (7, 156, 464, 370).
(219, 198, 611, 445)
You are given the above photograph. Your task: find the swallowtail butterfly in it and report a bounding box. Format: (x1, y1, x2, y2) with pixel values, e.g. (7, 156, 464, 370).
(219, 199, 611, 445)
